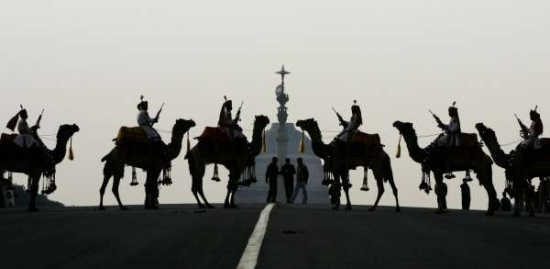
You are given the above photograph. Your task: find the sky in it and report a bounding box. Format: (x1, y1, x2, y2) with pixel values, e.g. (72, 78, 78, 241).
(1, 1, 549, 210)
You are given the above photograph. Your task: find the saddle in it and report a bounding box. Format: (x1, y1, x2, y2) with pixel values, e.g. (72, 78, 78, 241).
(0, 133, 17, 145)
(352, 132, 381, 148)
(458, 133, 479, 147)
(116, 127, 149, 145)
(196, 127, 235, 143)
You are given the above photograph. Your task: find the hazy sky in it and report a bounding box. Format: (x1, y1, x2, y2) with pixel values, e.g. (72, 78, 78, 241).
(1, 1, 549, 210)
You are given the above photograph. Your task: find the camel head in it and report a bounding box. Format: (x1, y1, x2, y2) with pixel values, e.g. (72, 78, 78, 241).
(295, 118, 318, 132)
(475, 123, 495, 141)
(392, 121, 415, 136)
(174, 118, 196, 133)
(57, 124, 80, 141)
(254, 115, 270, 130)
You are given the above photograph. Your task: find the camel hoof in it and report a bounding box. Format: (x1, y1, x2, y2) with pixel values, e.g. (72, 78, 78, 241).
(513, 211, 521, 217)
(345, 206, 352, 211)
(198, 204, 206, 209)
(206, 204, 215, 209)
(395, 207, 401, 213)
(368, 207, 375, 212)
(120, 206, 129, 211)
(529, 212, 535, 218)
(485, 211, 494, 216)
(99, 206, 106, 211)
(331, 206, 340, 211)
(224, 203, 231, 209)
(28, 207, 39, 212)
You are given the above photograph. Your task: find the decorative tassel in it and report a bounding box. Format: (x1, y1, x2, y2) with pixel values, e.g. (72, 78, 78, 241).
(68, 137, 74, 161)
(130, 167, 138, 186)
(298, 130, 305, 153)
(396, 135, 402, 158)
(186, 131, 191, 154)
(360, 168, 369, 191)
(262, 130, 267, 153)
(211, 163, 221, 182)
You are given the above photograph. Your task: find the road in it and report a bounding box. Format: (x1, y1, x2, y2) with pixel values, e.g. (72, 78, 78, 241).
(0, 204, 549, 269)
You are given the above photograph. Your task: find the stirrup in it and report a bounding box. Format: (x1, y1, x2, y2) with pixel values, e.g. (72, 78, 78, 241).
(444, 173, 455, 179)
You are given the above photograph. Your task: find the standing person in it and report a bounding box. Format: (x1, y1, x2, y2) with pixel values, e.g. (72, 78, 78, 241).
(290, 158, 309, 204)
(280, 158, 296, 203)
(265, 157, 279, 203)
(500, 191, 512, 212)
(460, 178, 471, 210)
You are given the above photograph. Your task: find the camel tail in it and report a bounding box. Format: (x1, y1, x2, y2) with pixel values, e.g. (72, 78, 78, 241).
(101, 153, 110, 162)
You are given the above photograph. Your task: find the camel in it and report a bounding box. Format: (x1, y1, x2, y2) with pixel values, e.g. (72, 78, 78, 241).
(475, 123, 550, 216)
(0, 124, 80, 211)
(393, 121, 497, 215)
(295, 118, 400, 212)
(186, 115, 269, 209)
(99, 119, 195, 210)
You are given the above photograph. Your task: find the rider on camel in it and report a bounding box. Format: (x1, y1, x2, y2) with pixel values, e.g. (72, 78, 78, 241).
(8, 106, 40, 149)
(218, 96, 244, 140)
(137, 95, 162, 142)
(518, 106, 543, 150)
(434, 102, 461, 147)
(336, 100, 362, 144)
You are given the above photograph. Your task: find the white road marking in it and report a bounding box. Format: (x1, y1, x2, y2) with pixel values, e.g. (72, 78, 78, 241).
(236, 203, 276, 269)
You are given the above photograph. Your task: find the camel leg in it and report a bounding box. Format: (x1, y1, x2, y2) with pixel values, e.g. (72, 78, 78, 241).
(28, 174, 40, 212)
(477, 163, 496, 216)
(383, 155, 400, 212)
(191, 177, 205, 208)
(433, 173, 445, 214)
(99, 173, 111, 210)
(112, 176, 128, 211)
(369, 179, 384, 212)
(144, 170, 161, 210)
(198, 187, 214, 209)
(331, 173, 341, 210)
(513, 196, 522, 216)
(224, 182, 232, 208)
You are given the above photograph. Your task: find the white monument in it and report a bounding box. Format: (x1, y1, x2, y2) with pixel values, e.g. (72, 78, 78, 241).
(236, 66, 329, 203)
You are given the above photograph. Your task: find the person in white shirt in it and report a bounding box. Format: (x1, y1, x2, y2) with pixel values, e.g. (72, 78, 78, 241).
(218, 96, 243, 139)
(11, 108, 39, 148)
(336, 100, 362, 143)
(137, 96, 161, 142)
(435, 103, 461, 147)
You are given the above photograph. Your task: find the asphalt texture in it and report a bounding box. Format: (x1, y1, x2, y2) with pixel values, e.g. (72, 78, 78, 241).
(1, 204, 549, 269)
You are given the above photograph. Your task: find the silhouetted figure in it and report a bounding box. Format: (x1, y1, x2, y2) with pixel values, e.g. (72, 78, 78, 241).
(280, 158, 296, 202)
(137, 96, 162, 142)
(460, 178, 471, 210)
(335, 100, 362, 143)
(435, 182, 448, 212)
(8, 106, 39, 148)
(500, 192, 512, 211)
(266, 157, 279, 203)
(431, 102, 461, 179)
(433, 102, 461, 147)
(539, 178, 549, 213)
(516, 106, 543, 149)
(395, 121, 496, 215)
(290, 157, 309, 204)
(218, 96, 244, 139)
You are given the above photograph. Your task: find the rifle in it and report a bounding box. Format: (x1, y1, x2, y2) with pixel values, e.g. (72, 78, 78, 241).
(332, 107, 344, 125)
(31, 109, 44, 132)
(514, 113, 529, 138)
(235, 101, 244, 122)
(153, 103, 164, 126)
(429, 110, 444, 129)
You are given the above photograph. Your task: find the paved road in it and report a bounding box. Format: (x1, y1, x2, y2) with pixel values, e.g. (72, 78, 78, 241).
(1, 205, 549, 269)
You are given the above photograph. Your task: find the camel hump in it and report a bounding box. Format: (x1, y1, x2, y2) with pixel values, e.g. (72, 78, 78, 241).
(460, 133, 479, 147)
(539, 138, 550, 148)
(196, 126, 231, 143)
(353, 132, 381, 147)
(116, 126, 148, 145)
(0, 133, 17, 145)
